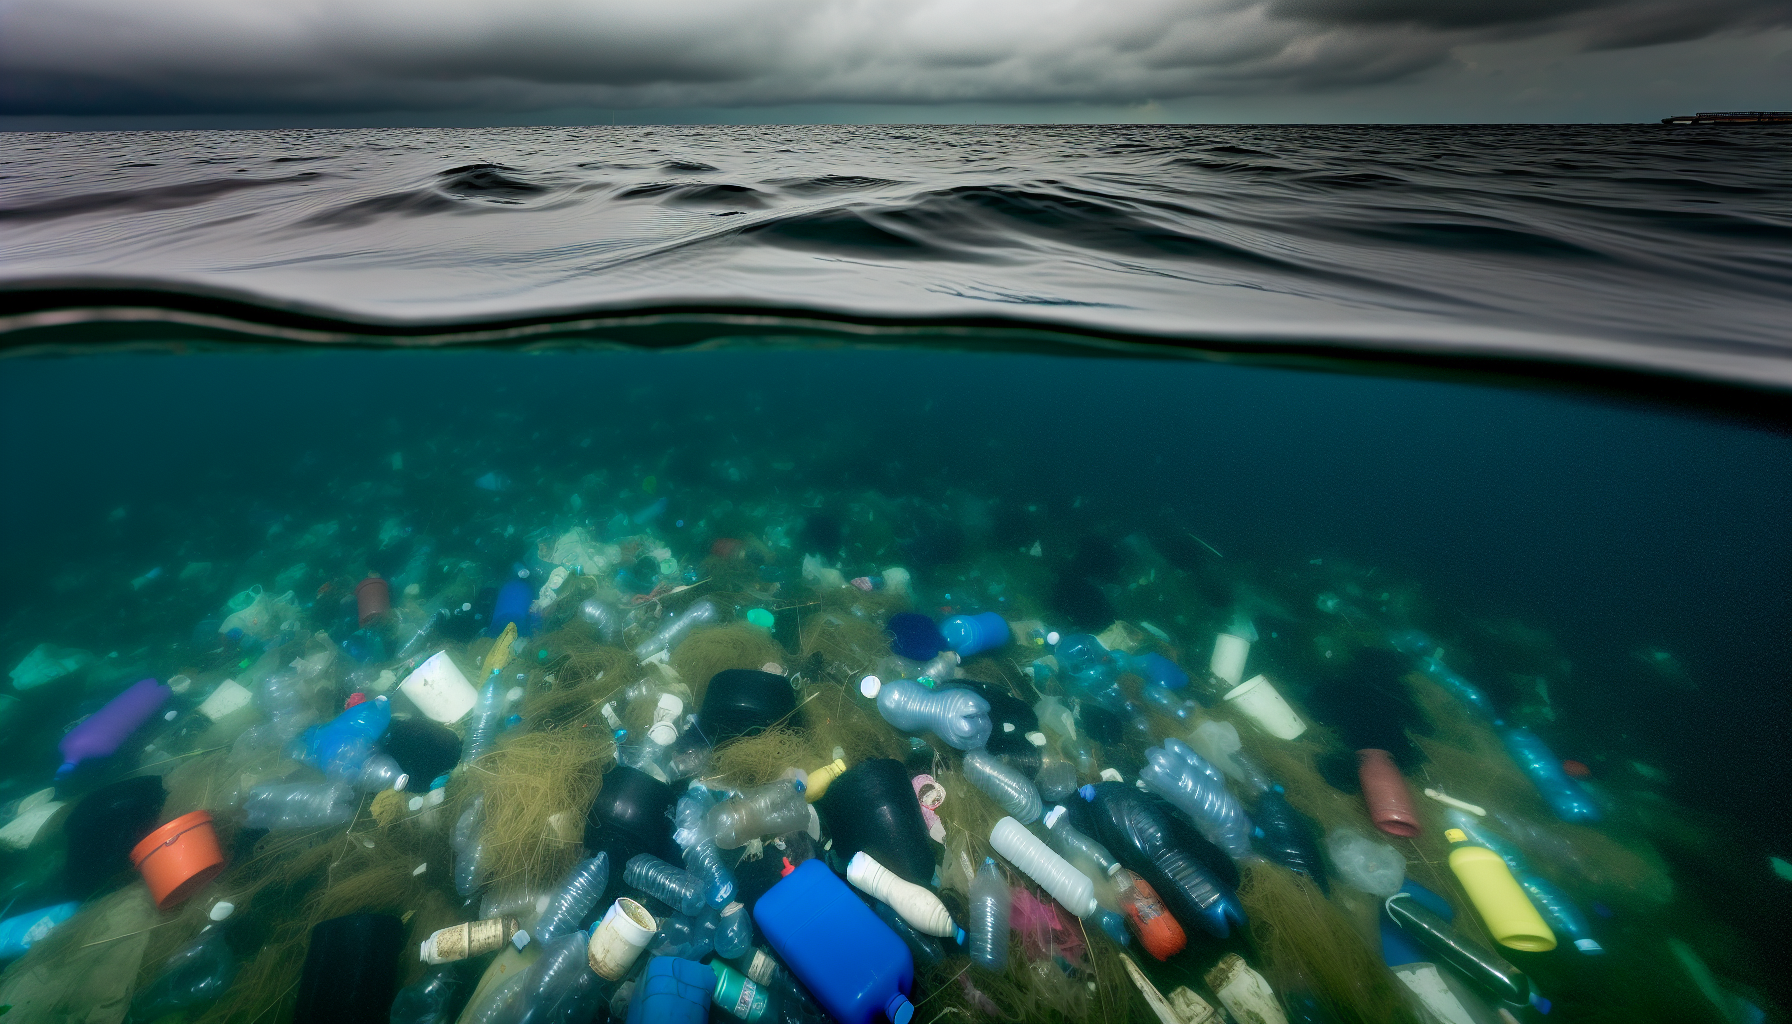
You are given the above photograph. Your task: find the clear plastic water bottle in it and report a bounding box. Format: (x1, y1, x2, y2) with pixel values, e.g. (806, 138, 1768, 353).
(129, 928, 236, 1021)
(462, 677, 506, 765)
(243, 780, 357, 829)
(1138, 739, 1254, 860)
(452, 794, 488, 898)
(967, 858, 1010, 971)
(650, 911, 718, 960)
(623, 853, 709, 917)
(356, 752, 409, 793)
(962, 750, 1042, 824)
(714, 901, 754, 959)
(388, 965, 458, 1024)
(706, 781, 810, 850)
(534, 853, 609, 944)
(1041, 805, 1121, 879)
(512, 930, 603, 1024)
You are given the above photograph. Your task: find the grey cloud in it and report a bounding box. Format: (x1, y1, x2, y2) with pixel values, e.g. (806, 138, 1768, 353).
(0, 0, 1781, 118)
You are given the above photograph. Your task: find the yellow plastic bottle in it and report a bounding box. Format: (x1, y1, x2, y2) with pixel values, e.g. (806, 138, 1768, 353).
(804, 758, 849, 803)
(1445, 828, 1557, 952)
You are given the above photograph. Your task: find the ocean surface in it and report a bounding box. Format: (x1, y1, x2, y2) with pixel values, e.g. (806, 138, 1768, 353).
(0, 125, 1788, 1024)
(3, 125, 1791, 390)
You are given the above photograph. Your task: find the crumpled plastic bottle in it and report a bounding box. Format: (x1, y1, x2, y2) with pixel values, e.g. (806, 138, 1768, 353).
(1139, 739, 1254, 860)
(389, 965, 459, 1024)
(534, 853, 610, 944)
(288, 694, 408, 792)
(672, 783, 736, 909)
(873, 679, 992, 751)
(244, 780, 357, 829)
(462, 677, 507, 766)
(624, 853, 709, 917)
(706, 781, 809, 850)
(512, 930, 606, 1024)
(962, 749, 1042, 824)
(130, 928, 237, 1021)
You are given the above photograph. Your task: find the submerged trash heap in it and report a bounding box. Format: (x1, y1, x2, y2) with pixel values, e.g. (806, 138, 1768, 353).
(0, 477, 1763, 1024)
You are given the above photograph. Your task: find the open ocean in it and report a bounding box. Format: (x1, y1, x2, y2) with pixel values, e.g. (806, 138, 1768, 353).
(0, 124, 1787, 1024)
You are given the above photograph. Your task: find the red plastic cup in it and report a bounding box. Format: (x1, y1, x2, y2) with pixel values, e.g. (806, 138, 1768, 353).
(1357, 748, 1422, 838)
(355, 576, 392, 626)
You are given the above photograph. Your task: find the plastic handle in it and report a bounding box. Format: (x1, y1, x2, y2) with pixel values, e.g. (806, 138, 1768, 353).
(846, 851, 957, 937)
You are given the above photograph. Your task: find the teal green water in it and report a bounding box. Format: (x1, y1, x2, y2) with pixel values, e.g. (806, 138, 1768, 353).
(0, 337, 1786, 1024)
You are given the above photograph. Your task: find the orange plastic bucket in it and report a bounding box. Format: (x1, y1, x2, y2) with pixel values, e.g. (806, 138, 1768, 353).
(130, 810, 227, 910)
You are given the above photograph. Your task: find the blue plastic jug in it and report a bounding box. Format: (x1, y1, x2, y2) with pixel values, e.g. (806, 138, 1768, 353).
(939, 612, 1009, 658)
(626, 957, 714, 1024)
(752, 859, 915, 1024)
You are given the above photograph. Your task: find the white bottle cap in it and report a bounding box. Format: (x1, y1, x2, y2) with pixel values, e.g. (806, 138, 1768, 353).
(1025, 731, 1047, 747)
(649, 722, 679, 746)
(859, 675, 882, 698)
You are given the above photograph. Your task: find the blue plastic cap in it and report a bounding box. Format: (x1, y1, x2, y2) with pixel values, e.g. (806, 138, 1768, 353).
(887, 993, 915, 1024)
(1079, 784, 1097, 802)
(1530, 993, 1552, 1014)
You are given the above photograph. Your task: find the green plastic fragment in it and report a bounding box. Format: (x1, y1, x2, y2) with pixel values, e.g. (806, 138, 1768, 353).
(745, 608, 775, 629)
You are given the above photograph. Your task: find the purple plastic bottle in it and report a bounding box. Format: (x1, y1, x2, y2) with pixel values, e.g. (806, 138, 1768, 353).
(57, 678, 172, 778)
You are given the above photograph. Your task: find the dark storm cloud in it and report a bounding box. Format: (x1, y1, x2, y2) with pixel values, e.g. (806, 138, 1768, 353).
(0, 0, 1782, 117)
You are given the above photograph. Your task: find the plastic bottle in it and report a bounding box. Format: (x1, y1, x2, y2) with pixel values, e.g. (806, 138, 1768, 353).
(707, 781, 810, 850)
(673, 785, 736, 908)
(534, 853, 610, 944)
(868, 899, 950, 971)
(633, 600, 719, 661)
(130, 928, 237, 1020)
(1187, 720, 1268, 793)
(752, 859, 916, 1024)
(453, 794, 489, 897)
(939, 612, 1009, 658)
(1418, 656, 1500, 721)
(846, 851, 959, 937)
(961, 749, 1042, 824)
(625, 853, 710, 917)
(871, 679, 991, 751)
(1034, 755, 1078, 803)
(710, 960, 781, 1023)
(1138, 739, 1254, 860)
(1444, 828, 1556, 951)
(803, 759, 848, 803)
(650, 912, 718, 960)
(463, 677, 507, 766)
(1383, 891, 1530, 1006)
(0, 901, 75, 960)
(513, 930, 605, 1024)
(420, 917, 523, 964)
(1041, 805, 1121, 879)
(389, 965, 458, 1024)
(1112, 868, 1185, 961)
(989, 816, 1097, 918)
(1325, 827, 1405, 897)
(966, 858, 1010, 971)
(579, 599, 623, 645)
(1516, 872, 1602, 954)
(244, 780, 358, 829)
(710, 900, 754, 960)
(289, 695, 408, 790)
(1250, 789, 1328, 894)
(57, 677, 173, 778)
(1501, 728, 1600, 822)
(1082, 782, 1246, 939)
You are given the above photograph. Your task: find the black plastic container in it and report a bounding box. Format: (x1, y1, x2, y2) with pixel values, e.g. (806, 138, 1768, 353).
(817, 758, 934, 886)
(584, 764, 680, 872)
(63, 774, 165, 896)
(382, 716, 463, 784)
(294, 912, 406, 1024)
(700, 669, 797, 745)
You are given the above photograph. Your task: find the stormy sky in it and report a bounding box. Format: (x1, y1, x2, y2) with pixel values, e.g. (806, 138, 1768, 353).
(1, 0, 1787, 125)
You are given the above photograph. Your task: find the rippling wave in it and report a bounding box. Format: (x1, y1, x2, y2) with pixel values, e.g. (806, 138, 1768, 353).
(1, 125, 1789, 391)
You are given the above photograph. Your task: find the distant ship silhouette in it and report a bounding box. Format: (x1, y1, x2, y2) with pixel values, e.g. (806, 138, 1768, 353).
(1660, 111, 1791, 125)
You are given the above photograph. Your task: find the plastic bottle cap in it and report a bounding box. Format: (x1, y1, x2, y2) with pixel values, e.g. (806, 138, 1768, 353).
(1444, 828, 1467, 843)
(859, 675, 882, 698)
(649, 722, 679, 746)
(1025, 731, 1046, 747)
(1046, 631, 1061, 645)
(1043, 805, 1065, 828)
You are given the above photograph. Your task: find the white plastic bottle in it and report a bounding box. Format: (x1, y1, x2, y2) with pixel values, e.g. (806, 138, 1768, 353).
(989, 816, 1098, 918)
(845, 850, 958, 938)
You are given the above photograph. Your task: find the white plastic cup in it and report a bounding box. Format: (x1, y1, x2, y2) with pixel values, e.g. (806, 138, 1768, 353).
(1224, 674, 1307, 740)
(587, 898, 657, 981)
(196, 679, 253, 721)
(400, 651, 479, 724)
(1209, 633, 1251, 687)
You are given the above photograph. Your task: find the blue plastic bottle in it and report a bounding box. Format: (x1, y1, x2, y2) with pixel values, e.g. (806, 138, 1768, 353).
(1129, 653, 1189, 690)
(939, 613, 1009, 658)
(289, 695, 391, 778)
(1501, 728, 1600, 822)
(627, 957, 713, 1024)
(0, 902, 80, 958)
(490, 579, 535, 638)
(752, 859, 916, 1024)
